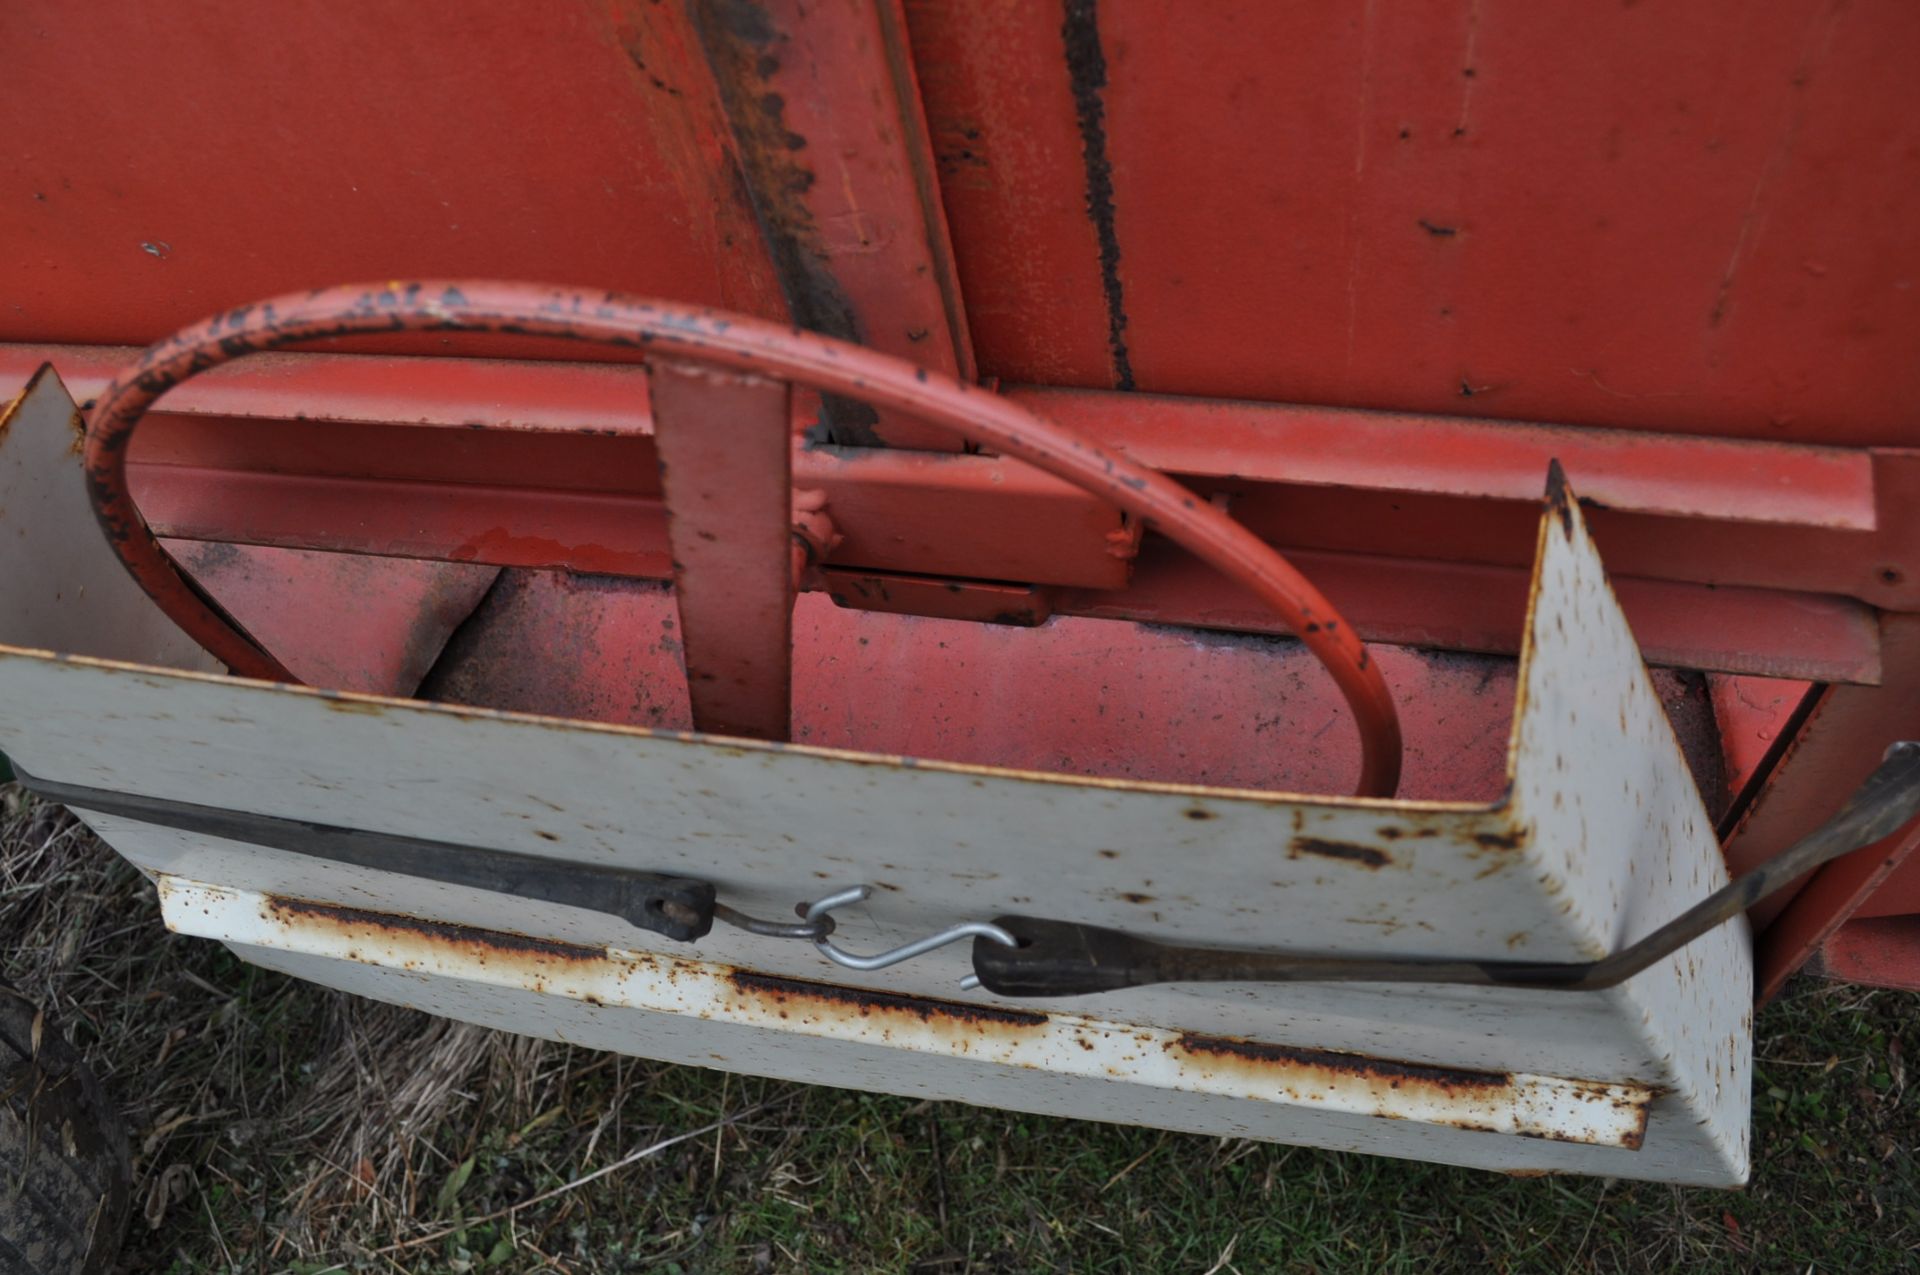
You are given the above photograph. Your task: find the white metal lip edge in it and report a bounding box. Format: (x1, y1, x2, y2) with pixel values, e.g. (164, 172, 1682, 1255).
(154, 875, 1653, 1152)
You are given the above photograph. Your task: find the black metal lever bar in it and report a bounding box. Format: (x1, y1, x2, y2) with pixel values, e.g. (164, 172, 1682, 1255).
(971, 741, 1920, 997)
(11, 767, 830, 944)
(22, 741, 1917, 999)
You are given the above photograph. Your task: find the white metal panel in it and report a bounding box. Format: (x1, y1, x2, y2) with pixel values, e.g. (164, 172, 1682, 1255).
(0, 465, 1749, 1183)
(1506, 496, 1751, 1183)
(158, 877, 1653, 1151)
(0, 369, 220, 672)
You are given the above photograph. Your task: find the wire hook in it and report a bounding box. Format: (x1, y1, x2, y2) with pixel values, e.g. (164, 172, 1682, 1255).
(801, 885, 1019, 980)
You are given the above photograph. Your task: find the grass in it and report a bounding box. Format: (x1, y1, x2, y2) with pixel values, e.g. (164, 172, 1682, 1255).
(3, 791, 1916, 1273)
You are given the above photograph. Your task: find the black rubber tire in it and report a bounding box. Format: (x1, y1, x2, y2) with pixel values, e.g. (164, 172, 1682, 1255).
(0, 985, 131, 1275)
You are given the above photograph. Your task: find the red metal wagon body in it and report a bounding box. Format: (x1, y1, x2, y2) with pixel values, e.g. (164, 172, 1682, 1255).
(2, 0, 1915, 1188)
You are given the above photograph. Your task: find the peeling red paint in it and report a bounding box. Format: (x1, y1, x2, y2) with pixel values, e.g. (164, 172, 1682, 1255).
(1289, 837, 1392, 869)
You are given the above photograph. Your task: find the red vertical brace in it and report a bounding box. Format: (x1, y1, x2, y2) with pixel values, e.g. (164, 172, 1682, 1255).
(1729, 614, 1920, 999)
(688, 0, 974, 449)
(649, 361, 795, 741)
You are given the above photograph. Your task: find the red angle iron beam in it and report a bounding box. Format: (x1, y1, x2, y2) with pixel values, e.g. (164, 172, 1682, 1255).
(1756, 815, 1920, 1003)
(15, 343, 1911, 611)
(688, 0, 973, 450)
(1044, 387, 1918, 616)
(649, 362, 795, 740)
(1707, 674, 1818, 818)
(1854, 840, 1920, 922)
(120, 460, 1879, 685)
(1729, 614, 1920, 995)
(81, 282, 1403, 798)
(1060, 543, 1880, 689)
(5, 343, 1886, 685)
(1021, 388, 1878, 532)
(120, 450, 1131, 591)
(1809, 916, 1920, 993)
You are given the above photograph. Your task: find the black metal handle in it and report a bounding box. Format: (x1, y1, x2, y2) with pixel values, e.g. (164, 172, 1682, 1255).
(973, 741, 1920, 998)
(14, 767, 719, 942)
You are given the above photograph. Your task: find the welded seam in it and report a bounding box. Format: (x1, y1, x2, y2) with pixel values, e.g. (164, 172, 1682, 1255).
(1061, 0, 1135, 391)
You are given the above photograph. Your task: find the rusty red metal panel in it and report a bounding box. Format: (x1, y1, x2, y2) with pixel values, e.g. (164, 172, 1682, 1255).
(1727, 616, 1920, 901)
(908, 0, 1920, 448)
(1853, 850, 1920, 922)
(0, 0, 786, 355)
(119, 443, 1133, 590)
(411, 573, 1733, 808)
(1058, 542, 1880, 687)
(421, 574, 1513, 800)
(1205, 453, 1920, 618)
(1027, 388, 1879, 530)
(1707, 674, 1815, 814)
(0, 343, 1881, 684)
(1756, 818, 1920, 1002)
(75, 282, 1406, 795)
(797, 444, 1135, 588)
(10, 1, 1918, 445)
(689, 0, 973, 449)
(0, 345, 659, 433)
(650, 362, 795, 740)
(419, 572, 693, 729)
(1810, 916, 1920, 991)
(1726, 614, 1920, 994)
(15, 343, 1907, 614)
(902, 0, 1117, 389)
(1018, 387, 1919, 615)
(818, 569, 1050, 627)
(166, 542, 498, 697)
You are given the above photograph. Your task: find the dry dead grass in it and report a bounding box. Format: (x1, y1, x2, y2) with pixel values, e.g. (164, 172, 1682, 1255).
(4, 789, 1916, 1273)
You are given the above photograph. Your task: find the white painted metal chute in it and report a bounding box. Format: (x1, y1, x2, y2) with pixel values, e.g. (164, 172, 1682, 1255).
(0, 371, 1749, 1186)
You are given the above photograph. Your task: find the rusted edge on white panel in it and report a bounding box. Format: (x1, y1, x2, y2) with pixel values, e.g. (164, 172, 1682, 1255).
(1507, 469, 1751, 1182)
(152, 875, 1654, 1151)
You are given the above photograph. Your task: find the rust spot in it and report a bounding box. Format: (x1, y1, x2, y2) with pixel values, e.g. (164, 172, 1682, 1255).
(1183, 807, 1215, 822)
(729, 971, 1046, 1029)
(1543, 458, 1574, 533)
(1174, 1034, 1510, 1096)
(265, 895, 603, 963)
(320, 695, 387, 716)
(1289, 837, 1391, 869)
(1473, 828, 1527, 851)
(689, 0, 881, 446)
(1062, 0, 1134, 391)
(1120, 892, 1155, 904)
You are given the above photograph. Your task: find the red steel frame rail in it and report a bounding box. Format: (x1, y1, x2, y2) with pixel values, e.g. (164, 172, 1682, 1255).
(2, 342, 1892, 688)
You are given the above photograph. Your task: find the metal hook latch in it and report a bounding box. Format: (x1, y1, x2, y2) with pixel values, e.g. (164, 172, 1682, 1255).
(799, 884, 1018, 983)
